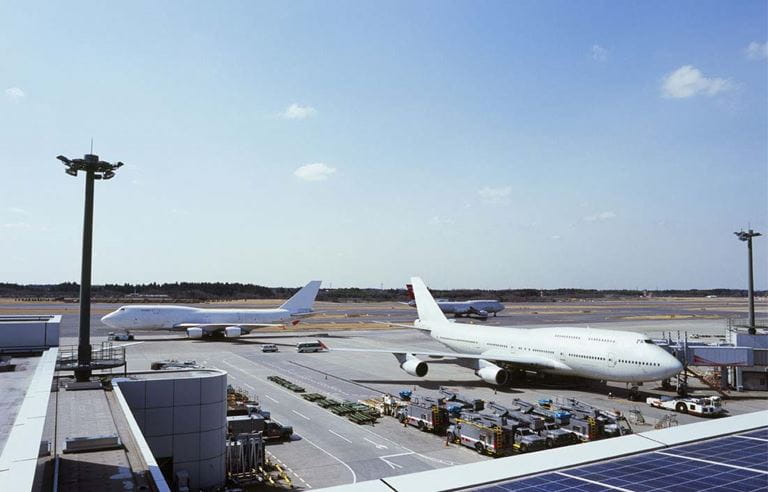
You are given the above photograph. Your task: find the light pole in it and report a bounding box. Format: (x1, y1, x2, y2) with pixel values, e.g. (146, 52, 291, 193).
(734, 229, 761, 335)
(57, 153, 123, 381)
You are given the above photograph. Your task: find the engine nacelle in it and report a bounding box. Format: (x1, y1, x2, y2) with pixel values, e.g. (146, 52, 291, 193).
(224, 326, 243, 338)
(476, 363, 508, 386)
(400, 356, 428, 377)
(186, 327, 204, 339)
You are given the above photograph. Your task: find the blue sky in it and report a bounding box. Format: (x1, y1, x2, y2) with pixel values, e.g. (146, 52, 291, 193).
(1, 1, 766, 289)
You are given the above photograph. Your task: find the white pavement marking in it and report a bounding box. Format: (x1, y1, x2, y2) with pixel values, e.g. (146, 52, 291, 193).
(378, 452, 413, 470)
(364, 437, 388, 449)
(734, 435, 768, 442)
(300, 434, 357, 484)
(264, 394, 280, 403)
(329, 430, 352, 443)
(556, 472, 633, 492)
(292, 410, 311, 420)
(654, 451, 768, 474)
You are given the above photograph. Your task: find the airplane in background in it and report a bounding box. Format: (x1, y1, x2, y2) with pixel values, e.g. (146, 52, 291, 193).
(405, 283, 504, 319)
(101, 280, 322, 339)
(332, 277, 682, 396)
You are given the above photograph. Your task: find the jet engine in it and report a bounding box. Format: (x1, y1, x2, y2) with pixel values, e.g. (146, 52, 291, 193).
(400, 355, 428, 377)
(476, 310, 489, 318)
(224, 326, 243, 338)
(475, 361, 508, 385)
(186, 327, 204, 339)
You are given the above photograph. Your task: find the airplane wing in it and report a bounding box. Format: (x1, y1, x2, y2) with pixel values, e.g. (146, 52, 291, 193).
(327, 345, 570, 371)
(291, 311, 323, 319)
(172, 322, 298, 333)
(371, 321, 422, 330)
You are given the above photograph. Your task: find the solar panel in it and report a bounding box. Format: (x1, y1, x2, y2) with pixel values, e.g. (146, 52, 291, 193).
(472, 427, 768, 492)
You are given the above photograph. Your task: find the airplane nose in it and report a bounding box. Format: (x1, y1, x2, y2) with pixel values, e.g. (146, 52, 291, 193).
(101, 312, 116, 326)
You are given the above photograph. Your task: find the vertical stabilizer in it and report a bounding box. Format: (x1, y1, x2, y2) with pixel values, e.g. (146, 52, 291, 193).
(410, 277, 448, 325)
(280, 280, 322, 314)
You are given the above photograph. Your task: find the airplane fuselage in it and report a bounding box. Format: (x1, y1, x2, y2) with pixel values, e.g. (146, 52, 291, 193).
(424, 321, 681, 383)
(102, 305, 292, 331)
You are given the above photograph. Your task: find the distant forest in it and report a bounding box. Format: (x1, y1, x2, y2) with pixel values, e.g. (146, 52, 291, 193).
(0, 282, 762, 303)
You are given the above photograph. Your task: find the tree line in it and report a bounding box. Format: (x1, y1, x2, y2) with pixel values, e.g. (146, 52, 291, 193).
(0, 282, 760, 302)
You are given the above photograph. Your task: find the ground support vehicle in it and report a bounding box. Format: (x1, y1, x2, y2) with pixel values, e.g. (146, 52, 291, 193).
(550, 397, 632, 439)
(646, 396, 724, 417)
(150, 359, 200, 370)
(439, 387, 484, 417)
(108, 331, 134, 341)
(461, 413, 546, 453)
(267, 375, 305, 393)
(358, 395, 406, 417)
(397, 396, 450, 434)
(447, 418, 510, 456)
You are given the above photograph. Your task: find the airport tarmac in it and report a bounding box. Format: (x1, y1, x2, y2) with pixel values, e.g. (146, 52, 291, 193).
(1, 296, 764, 339)
(52, 316, 768, 490)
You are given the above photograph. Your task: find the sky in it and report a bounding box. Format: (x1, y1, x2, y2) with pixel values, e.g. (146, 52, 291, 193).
(1, 1, 766, 289)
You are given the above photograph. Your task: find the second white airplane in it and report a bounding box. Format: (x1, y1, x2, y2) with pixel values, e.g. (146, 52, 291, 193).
(333, 277, 682, 391)
(101, 280, 322, 339)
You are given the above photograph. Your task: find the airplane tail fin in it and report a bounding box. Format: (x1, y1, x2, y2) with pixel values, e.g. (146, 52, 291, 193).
(405, 284, 415, 301)
(410, 277, 448, 326)
(280, 280, 322, 314)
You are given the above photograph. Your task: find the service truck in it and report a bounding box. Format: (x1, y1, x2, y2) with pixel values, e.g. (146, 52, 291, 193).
(397, 396, 449, 434)
(646, 396, 724, 417)
(456, 412, 546, 454)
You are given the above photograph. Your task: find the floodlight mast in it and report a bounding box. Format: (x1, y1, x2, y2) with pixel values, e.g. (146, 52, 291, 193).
(57, 153, 124, 381)
(734, 229, 761, 334)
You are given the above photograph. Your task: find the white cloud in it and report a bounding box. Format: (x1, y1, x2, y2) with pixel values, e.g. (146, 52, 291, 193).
(551, 235, 562, 240)
(478, 186, 512, 204)
(591, 44, 608, 62)
(5, 87, 25, 102)
(661, 65, 731, 98)
(280, 103, 317, 120)
(8, 207, 27, 214)
(2, 222, 31, 229)
(294, 162, 336, 181)
(583, 211, 617, 222)
(746, 41, 768, 60)
(429, 216, 454, 226)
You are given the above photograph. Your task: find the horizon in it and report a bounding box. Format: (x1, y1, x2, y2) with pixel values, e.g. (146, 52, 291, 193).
(1, 1, 766, 290)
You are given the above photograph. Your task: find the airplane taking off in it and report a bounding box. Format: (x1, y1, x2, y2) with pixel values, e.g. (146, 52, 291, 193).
(333, 278, 682, 395)
(101, 280, 322, 339)
(405, 283, 504, 319)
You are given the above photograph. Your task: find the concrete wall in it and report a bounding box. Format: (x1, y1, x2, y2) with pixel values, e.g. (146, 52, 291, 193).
(115, 370, 227, 490)
(0, 315, 60, 352)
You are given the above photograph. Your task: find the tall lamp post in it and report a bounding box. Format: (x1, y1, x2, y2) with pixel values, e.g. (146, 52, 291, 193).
(57, 153, 123, 381)
(734, 229, 761, 335)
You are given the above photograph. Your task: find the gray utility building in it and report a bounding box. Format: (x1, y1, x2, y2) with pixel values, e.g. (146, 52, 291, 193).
(114, 369, 228, 490)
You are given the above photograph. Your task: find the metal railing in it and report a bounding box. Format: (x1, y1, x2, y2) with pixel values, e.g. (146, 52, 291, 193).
(56, 341, 126, 371)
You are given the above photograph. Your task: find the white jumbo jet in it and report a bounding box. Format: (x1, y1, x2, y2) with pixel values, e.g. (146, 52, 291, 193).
(332, 277, 682, 392)
(406, 283, 504, 319)
(101, 280, 322, 339)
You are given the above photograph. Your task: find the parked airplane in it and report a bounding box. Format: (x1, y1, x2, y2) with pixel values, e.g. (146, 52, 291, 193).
(405, 283, 504, 319)
(332, 277, 682, 395)
(101, 280, 322, 339)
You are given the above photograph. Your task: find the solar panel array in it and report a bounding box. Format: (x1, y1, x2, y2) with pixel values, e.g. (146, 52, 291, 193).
(476, 427, 768, 492)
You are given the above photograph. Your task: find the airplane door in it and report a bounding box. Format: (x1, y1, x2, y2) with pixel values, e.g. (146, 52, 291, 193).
(608, 353, 617, 367)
